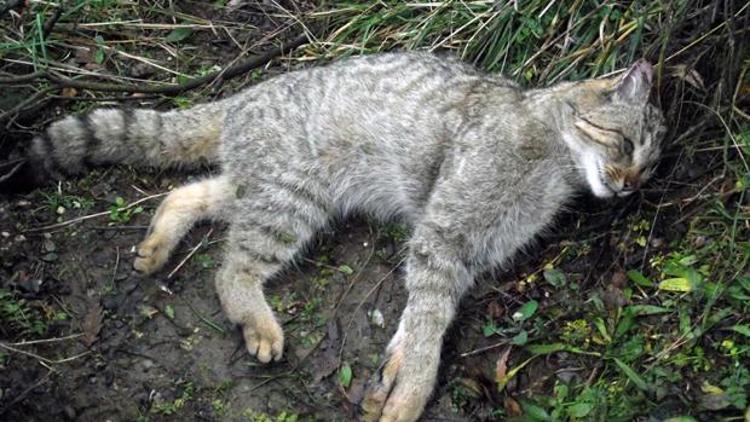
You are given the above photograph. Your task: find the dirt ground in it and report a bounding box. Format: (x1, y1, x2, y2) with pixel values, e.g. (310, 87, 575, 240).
(0, 164, 554, 421)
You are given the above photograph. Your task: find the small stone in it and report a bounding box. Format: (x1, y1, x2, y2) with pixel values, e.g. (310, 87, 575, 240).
(1, 232, 9, 238)
(41, 252, 58, 262)
(14, 234, 26, 242)
(56, 206, 66, 215)
(650, 237, 664, 248)
(16, 199, 31, 207)
(18, 278, 43, 293)
(43, 239, 56, 252)
(368, 309, 385, 328)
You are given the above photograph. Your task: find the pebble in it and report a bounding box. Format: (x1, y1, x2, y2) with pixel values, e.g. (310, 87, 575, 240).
(18, 278, 43, 293)
(43, 239, 56, 252)
(41, 252, 58, 262)
(650, 237, 664, 248)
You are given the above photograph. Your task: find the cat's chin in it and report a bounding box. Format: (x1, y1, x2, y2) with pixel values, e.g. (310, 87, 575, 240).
(589, 182, 615, 198)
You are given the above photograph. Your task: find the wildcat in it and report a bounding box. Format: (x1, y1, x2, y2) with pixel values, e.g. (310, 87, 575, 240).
(28, 52, 665, 421)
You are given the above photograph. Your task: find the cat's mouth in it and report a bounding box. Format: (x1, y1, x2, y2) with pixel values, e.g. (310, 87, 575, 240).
(599, 175, 634, 197)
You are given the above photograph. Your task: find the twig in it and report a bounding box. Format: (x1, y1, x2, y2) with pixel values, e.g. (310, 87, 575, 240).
(0, 70, 46, 84)
(24, 192, 167, 232)
(0, 159, 25, 184)
(42, 7, 63, 38)
(459, 339, 511, 358)
(167, 228, 214, 278)
(0, 87, 57, 124)
(36, 34, 309, 95)
(0, 370, 52, 416)
(0, 0, 23, 18)
(0, 342, 90, 364)
(8, 333, 83, 347)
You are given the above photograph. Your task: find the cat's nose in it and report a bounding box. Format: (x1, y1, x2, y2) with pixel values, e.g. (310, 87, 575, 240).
(621, 175, 641, 192)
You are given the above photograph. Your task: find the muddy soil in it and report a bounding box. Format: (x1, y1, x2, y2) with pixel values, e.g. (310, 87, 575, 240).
(0, 163, 511, 420)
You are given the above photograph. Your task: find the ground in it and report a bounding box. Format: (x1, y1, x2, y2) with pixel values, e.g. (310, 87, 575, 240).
(1, 1, 749, 421)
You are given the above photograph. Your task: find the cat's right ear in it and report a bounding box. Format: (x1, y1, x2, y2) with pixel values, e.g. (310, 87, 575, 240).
(613, 59, 653, 103)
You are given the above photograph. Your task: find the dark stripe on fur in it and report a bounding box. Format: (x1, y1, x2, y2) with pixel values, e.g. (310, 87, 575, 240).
(39, 133, 62, 172)
(237, 218, 300, 248)
(258, 176, 331, 213)
(237, 244, 281, 265)
(80, 114, 99, 167)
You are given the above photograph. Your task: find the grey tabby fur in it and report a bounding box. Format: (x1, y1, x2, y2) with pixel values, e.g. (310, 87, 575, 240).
(29, 52, 666, 422)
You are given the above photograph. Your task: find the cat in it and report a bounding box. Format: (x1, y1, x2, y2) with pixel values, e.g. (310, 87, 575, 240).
(28, 52, 665, 422)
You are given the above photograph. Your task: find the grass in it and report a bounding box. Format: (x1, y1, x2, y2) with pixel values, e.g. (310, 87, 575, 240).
(1, 0, 749, 420)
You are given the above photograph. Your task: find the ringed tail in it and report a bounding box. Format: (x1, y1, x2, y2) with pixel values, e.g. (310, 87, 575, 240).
(28, 101, 227, 178)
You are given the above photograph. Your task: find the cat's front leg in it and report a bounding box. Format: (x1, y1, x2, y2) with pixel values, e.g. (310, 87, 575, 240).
(362, 228, 473, 422)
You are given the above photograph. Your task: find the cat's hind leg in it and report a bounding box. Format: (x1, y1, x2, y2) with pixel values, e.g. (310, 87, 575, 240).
(216, 175, 332, 363)
(134, 175, 233, 274)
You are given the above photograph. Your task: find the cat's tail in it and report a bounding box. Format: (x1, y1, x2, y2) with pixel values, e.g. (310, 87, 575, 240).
(28, 100, 228, 178)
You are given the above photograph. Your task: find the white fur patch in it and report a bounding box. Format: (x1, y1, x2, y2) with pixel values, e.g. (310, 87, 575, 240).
(582, 152, 613, 198)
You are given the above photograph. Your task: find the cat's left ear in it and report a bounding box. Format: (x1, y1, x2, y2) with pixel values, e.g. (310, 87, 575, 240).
(614, 59, 653, 103)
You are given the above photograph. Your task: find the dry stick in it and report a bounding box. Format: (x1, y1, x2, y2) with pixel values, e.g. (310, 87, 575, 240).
(0, 159, 25, 184)
(0, 342, 90, 364)
(0, 70, 46, 84)
(0, 87, 56, 123)
(459, 339, 511, 358)
(41, 34, 310, 94)
(0, 370, 52, 416)
(167, 228, 214, 278)
(24, 192, 167, 232)
(9, 333, 83, 346)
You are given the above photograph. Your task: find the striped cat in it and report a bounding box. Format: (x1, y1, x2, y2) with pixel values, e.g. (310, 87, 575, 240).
(29, 53, 665, 421)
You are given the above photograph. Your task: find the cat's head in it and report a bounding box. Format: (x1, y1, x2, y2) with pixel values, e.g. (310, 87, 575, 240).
(561, 60, 666, 198)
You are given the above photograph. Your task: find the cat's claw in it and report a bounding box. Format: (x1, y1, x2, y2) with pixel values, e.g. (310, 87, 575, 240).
(242, 314, 284, 363)
(362, 343, 433, 422)
(133, 235, 169, 274)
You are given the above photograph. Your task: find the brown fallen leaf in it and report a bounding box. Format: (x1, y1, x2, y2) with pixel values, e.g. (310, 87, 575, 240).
(80, 302, 104, 348)
(61, 87, 78, 98)
(495, 346, 512, 384)
(311, 319, 341, 383)
(504, 396, 523, 416)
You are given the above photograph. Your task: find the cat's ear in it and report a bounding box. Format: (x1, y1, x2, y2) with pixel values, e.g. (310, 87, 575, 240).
(614, 59, 653, 103)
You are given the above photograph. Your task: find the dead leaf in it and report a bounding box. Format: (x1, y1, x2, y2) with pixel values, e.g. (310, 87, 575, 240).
(311, 319, 341, 383)
(504, 396, 523, 416)
(494, 346, 512, 384)
(80, 302, 103, 348)
(611, 271, 628, 288)
(486, 301, 504, 319)
(670, 64, 706, 91)
(61, 87, 78, 98)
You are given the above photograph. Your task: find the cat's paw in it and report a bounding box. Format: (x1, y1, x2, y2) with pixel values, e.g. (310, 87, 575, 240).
(361, 340, 434, 422)
(133, 235, 169, 274)
(242, 313, 284, 363)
